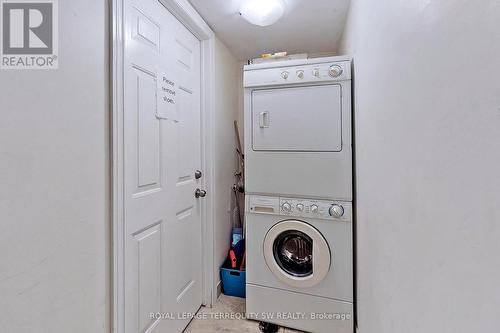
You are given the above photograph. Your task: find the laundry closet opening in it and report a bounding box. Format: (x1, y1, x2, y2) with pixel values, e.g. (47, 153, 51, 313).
(112, 1, 353, 333)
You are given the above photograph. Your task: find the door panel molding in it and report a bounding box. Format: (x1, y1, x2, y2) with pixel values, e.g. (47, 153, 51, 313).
(111, 1, 215, 332)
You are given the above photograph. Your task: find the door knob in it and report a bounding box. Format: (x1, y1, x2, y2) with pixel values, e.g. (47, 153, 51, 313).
(195, 170, 202, 179)
(195, 189, 207, 198)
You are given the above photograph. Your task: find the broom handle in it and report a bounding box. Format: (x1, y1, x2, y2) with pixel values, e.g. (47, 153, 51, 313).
(234, 121, 244, 179)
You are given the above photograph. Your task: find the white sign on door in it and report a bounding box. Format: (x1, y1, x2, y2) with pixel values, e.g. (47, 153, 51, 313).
(156, 69, 178, 121)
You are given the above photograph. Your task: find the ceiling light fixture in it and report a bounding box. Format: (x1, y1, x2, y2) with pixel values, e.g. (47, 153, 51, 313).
(239, 0, 285, 27)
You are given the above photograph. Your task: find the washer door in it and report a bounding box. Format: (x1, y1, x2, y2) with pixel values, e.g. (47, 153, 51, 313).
(264, 220, 331, 288)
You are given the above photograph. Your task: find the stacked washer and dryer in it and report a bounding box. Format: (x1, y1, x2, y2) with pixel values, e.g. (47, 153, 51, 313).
(244, 56, 353, 333)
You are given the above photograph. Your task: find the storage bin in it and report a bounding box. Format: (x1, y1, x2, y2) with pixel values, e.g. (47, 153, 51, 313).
(220, 267, 246, 298)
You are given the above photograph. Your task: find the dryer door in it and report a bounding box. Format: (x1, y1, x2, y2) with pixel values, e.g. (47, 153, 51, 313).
(264, 220, 331, 288)
(252, 84, 342, 152)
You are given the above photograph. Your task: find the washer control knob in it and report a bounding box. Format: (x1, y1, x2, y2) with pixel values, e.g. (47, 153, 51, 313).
(296, 70, 304, 79)
(329, 204, 344, 218)
(329, 65, 343, 78)
(281, 71, 289, 79)
(312, 68, 320, 77)
(296, 203, 304, 212)
(282, 202, 292, 212)
(310, 204, 319, 214)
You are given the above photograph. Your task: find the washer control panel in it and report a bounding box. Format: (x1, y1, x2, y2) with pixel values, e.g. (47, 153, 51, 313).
(247, 195, 352, 221)
(279, 198, 351, 220)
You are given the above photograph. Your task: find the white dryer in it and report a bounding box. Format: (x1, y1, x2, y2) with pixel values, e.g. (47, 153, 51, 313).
(244, 56, 352, 200)
(245, 195, 353, 333)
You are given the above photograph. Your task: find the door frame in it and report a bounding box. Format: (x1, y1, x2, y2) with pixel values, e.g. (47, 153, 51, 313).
(111, 0, 216, 332)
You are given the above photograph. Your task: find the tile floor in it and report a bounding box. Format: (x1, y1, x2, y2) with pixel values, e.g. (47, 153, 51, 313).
(184, 294, 304, 333)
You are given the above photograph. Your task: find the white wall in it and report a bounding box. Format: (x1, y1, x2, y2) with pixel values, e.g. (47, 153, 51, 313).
(0, 1, 109, 333)
(213, 37, 242, 294)
(339, 1, 500, 332)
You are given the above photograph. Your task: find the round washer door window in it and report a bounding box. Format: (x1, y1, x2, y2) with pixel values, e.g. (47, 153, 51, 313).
(264, 220, 331, 288)
(273, 230, 313, 277)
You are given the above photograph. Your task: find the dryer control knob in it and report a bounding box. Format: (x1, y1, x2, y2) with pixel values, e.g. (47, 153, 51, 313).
(296, 70, 304, 79)
(310, 204, 319, 214)
(329, 204, 344, 218)
(296, 203, 304, 212)
(281, 71, 289, 79)
(329, 65, 343, 78)
(282, 202, 292, 212)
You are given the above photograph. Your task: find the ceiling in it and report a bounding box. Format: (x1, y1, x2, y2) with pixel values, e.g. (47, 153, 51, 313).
(188, 0, 351, 60)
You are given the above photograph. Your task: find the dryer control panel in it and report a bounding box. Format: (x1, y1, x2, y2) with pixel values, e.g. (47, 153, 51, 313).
(247, 195, 352, 221)
(244, 60, 351, 87)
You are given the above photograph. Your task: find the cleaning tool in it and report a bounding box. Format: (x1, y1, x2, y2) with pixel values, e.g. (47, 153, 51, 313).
(228, 249, 237, 269)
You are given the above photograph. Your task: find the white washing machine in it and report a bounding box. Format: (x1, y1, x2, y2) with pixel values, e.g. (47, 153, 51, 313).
(244, 56, 352, 200)
(245, 195, 353, 333)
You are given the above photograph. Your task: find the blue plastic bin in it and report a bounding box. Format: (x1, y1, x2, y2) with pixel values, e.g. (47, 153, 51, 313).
(220, 267, 246, 298)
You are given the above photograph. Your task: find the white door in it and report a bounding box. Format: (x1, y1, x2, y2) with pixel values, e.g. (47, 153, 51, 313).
(123, 0, 202, 332)
(251, 84, 342, 151)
